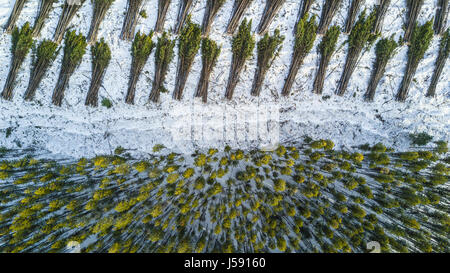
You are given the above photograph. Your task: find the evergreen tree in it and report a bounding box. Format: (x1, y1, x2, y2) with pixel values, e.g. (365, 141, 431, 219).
(196, 38, 221, 103)
(404, 0, 424, 42)
(86, 38, 112, 107)
(225, 19, 255, 100)
(52, 30, 87, 106)
(202, 0, 226, 36)
(396, 20, 433, 101)
(434, 0, 448, 35)
(317, 0, 342, 34)
(282, 13, 317, 96)
(87, 0, 115, 43)
(32, 0, 57, 37)
(24, 40, 59, 101)
(257, 0, 286, 35)
(53, 0, 87, 44)
(1, 22, 33, 101)
(4, 0, 28, 33)
(344, 0, 364, 33)
(173, 18, 202, 100)
(126, 31, 155, 104)
(226, 0, 253, 34)
(150, 32, 176, 103)
(155, 0, 172, 33)
(120, 0, 145, 41)
(174, 0, 194, 35)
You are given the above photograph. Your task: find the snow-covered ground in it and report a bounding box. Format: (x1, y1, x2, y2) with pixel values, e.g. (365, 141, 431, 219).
(0, 0, 448, 158)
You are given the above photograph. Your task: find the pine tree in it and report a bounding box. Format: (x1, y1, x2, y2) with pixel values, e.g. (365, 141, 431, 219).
(1, 22, 33, 101)
(202, 0, 226, 36)
(426, 29, 449, 97)
(32, 0, 57, 37)
(364, 36, 398, 101)
(4, 0, 28, 33)
(120, 0, 145, 41)
(225, 19, 255, 100)
(251, 29, 284, 96)
(317, 0, 342, 34)
(282, 13, 317, 96)
(174, 0, 194, 35)
(226, 0, 253, 34)
(126, 31, 155, 104)
(85, 38, 111, 107)
(257, 0, 286, 35)
(396, 20, 433, 101)
(297, 0, 314, 24)
(336, 9, 377, 96)
(155, 0, 172, 33)
(434, 0, 448, 35)
(344, 0, 364, 33)
(24, 40, 59, 101)
(87, 0, 115, 43)
(150, 32, 176, 103)
(53, 0, 87, 44)
(404, 0, 424, 42)
(173, 18, 201, 100)
(313, 25, 340, 95)
(52, 30, 87, 106)
(195, 38, 221, 103)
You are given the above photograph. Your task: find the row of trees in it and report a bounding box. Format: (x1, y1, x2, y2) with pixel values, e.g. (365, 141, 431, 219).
(0, 139, 447, 253)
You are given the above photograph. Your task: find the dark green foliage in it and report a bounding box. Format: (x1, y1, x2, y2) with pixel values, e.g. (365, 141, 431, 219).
(226, 19, 255, 100)
(427, 29, 449, 97)
(364, 36, 398, 101)
(282, 13, 317, 96)
(313, 25, 340, 95)
(251, 29, 284, 96)
(126, 31, 155, 104)
(52, 31, 87, 106)
(409, 132, 433, 146)
(86, 38, 111, 107)
(101, 97, 112, 108)
(396, 20, 434, 101)
(173, 18, 201, 100)
(404, 0, 424, 42)
(2, 22, 34, 101)
(24, 40, 59, 101)
(196, 38, 221, 102)
(150, 32, 176, 102)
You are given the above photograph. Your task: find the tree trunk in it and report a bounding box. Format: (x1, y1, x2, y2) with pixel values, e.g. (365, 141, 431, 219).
(120, 0, 144, 41)
(396, 59, 418, 102)
(404, 0, 423, 42)
(426, 51, 447, 98)
(195, 63, 210, 103)
(125, 61, 144, 104)
(32, 0, 54, 37)
(85, 63, 108, 107)
(312, 54, 330, 95)
(344, 0, 364, 33)
(174, 0, 194, 35)
(281, 50, 304, 96)
(225, 57, 245, 100)
(202, 0, 224, 36)
(1, 60, 22, 101)
(52, 66, 76, 106)
(155, 0, 171, 33)
(173, 57, 194, 101)
(336, 47, 361, 96)
(53, 1, 85, 44)
(226, 0, 252, 34)
(372, 0, 391, 34)
(87, 3, 111, 44)
(434, 0, 449, 35)
(317, 0, 342, 34)
(257, 0, 286, 35)
(24, 58, 52, 101)
(364, 60, 388, 101)
(4, 0, 27, 33)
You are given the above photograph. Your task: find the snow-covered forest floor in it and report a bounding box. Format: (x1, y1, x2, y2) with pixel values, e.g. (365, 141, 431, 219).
(0, 0, 448, 158)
